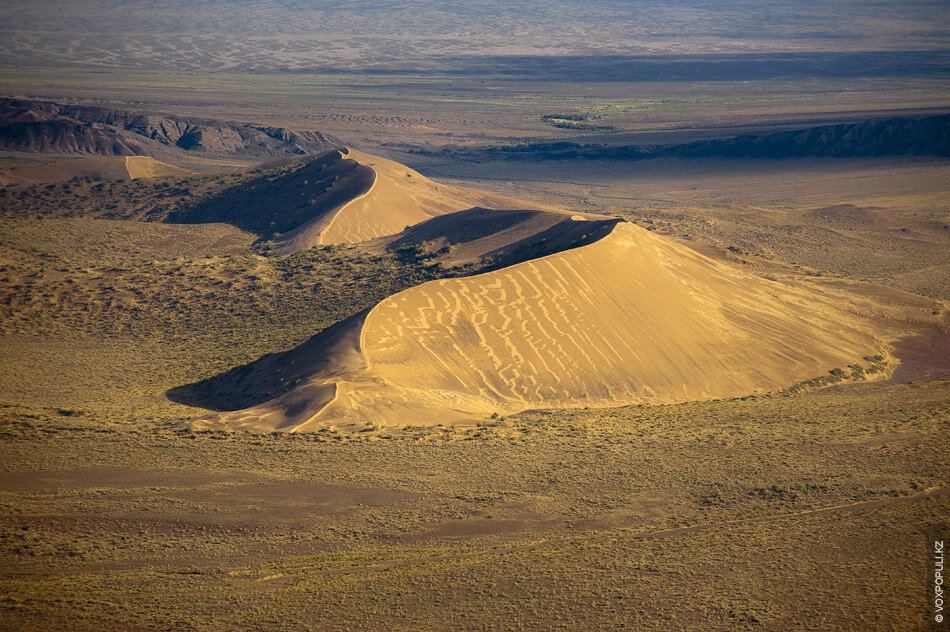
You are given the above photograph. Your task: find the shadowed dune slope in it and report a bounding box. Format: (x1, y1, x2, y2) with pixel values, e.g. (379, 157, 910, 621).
(171, 311, 369, 431)
(0, 156, 190, 185)
(275, 149, 557, 253)
(169, 149, 376, 242)
(194, 222, 916, 432)
(363, 207, 616, 265)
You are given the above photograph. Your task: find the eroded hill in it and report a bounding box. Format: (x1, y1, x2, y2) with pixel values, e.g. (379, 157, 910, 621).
(0, 98, 342, 163)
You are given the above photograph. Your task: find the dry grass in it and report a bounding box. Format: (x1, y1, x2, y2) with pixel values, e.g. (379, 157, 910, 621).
(0, 378, 946, 630)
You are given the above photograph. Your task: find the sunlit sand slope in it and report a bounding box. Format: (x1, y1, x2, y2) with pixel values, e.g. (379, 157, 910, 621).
(0, 156, 189, 185)
(123, 156, 191, 179)
(199, 222, 895, 432)
(276, 149, 553, 253)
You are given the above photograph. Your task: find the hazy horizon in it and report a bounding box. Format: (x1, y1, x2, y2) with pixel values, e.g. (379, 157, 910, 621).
(1, 0, 948, 74)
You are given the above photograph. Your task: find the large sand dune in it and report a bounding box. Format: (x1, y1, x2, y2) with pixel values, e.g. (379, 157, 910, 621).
(196, 221, 909, 432)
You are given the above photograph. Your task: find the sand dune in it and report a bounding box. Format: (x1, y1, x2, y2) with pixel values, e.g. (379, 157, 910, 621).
(274, 148, 556, 253)
(169, 148, 376, 244)
(0, 156, 190, 186)
(196, 221, 913, 432)
(165, 147, 576, 254)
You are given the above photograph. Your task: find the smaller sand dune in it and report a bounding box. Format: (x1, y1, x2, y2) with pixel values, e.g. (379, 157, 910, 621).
(274, 148, 558, 253)
(170, 149, 375, 245)
(0, 156, 190, 186)
(161, 147, 565, 254)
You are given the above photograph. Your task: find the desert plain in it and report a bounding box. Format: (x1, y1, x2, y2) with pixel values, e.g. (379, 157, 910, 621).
(0, 1, 948, 630)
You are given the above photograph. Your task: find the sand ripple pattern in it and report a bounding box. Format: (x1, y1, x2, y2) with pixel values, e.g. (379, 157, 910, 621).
(359, 223, 881, 414)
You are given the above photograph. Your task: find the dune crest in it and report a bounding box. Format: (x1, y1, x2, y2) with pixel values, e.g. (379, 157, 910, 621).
(197, 221, 899, 432)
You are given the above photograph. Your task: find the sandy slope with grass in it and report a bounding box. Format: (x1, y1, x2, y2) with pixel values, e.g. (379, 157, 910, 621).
(122, 156, 191, 180)
(0, 155, 189, 185)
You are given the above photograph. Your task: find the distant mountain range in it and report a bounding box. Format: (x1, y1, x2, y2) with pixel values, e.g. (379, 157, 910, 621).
(418, 114, 950, 162)
(0, 98, 343, 161)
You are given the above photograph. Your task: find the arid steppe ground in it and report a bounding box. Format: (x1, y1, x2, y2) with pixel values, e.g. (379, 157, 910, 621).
(1, 1, 949, 628)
